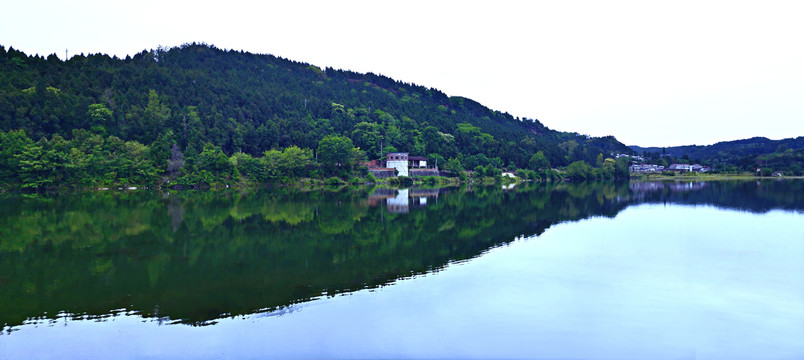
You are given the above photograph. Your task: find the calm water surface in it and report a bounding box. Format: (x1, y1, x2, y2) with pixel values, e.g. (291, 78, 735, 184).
(1, 180, 802, 359)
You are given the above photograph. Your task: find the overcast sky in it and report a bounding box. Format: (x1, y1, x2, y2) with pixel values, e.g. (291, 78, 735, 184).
(3, 0, 803, 146)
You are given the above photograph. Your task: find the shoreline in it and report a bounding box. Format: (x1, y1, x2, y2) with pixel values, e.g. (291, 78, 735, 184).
(631, 173, 804, 181)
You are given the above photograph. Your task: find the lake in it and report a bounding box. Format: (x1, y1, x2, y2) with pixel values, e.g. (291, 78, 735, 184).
(1, 180, 803, 359)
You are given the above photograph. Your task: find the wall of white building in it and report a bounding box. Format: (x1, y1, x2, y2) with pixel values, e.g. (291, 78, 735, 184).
(387, 160, 409, 177)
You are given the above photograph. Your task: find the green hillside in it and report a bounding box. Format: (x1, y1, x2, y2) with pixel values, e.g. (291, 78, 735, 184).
(631, 137, 804, 174)
(0, 43, 631, 188)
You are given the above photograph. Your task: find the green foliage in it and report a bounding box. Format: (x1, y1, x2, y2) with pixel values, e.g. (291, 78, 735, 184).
(516, 169, 540, 180)
(528, 151, 550, 171)
(397, 176, 413, 186)
(318, 135, 355, 168)
(0, 43, 644, 187)
(484, 164, 502, 178)
(149, 130, 174, 172)
(566, 160, 593, 181)
(600, 158, 616, 179)
(443, 157, 464, 174)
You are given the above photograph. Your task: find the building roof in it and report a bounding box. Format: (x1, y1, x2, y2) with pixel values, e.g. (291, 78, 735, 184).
(408, 156, 427, 161)
(386, 152, 409, 156)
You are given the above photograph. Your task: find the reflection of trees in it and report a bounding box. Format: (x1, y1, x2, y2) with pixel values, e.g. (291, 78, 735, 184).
(1, 180, 801, 330)
(628, 180, 804, 213)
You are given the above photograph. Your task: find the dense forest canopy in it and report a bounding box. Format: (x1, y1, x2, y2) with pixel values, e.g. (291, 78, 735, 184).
(0, 43, 633, 188)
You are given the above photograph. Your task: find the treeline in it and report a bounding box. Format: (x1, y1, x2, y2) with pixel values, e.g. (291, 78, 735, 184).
(0, 128, 371, 189)
(0, 43, 633, 188)
(632, 137, 804, 175)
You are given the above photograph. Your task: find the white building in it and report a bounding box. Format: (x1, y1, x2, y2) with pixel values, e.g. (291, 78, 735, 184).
(386, 153, 409, 177)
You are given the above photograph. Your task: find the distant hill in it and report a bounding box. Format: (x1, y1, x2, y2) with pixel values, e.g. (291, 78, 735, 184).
(631, 137, 804, 159)
(0, 43, 630, 170)
(630, 136, 804, 173)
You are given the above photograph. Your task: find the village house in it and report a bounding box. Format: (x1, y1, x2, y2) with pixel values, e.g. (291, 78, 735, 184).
(629, 162, 712, 174)
(364, 153, 440, 178)
(668, 164, 711, 173)
(615, 153, 645, 162)
(629, 164, 665, 173)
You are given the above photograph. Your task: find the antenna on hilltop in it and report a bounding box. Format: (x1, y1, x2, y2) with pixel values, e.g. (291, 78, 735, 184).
(65, 49, 68, 61)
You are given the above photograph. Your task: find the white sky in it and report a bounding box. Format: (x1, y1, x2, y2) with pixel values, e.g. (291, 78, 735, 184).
(3, 0, 803, 146)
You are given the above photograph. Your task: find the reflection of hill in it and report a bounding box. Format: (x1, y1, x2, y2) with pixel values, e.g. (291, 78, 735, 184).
(628, 180, 804, 213)
(1, 180, 801, 330)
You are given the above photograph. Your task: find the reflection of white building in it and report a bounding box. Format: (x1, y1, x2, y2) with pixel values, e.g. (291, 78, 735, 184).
(386, 153, 409, 177)
(368, 188, 442, 214)
(387, 189, 409, 213)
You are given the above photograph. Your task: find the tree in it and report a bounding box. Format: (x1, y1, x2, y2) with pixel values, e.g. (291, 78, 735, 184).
(601, 158, 616, 179)
(528, 151, 550, 171)
(351, 122, 384, 158)
(87, 104, 113, 135)
(443, 157, 464, 174)
(149, 130, 174, 173)
(142, 90, 171, 141)
(197, 143, 232, 175)
(0, 130, 33, 184)
(566, 160, 592, 181)
(317, 135, 354, 168)
(280, 145, 314, 177)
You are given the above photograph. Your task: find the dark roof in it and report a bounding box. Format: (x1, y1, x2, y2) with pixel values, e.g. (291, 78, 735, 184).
(408, 156, 427, 160)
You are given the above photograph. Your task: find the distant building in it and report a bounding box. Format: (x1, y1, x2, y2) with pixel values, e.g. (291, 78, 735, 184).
(629, 164, 665, 173)
(615, 153, 644, 162)
(668, 164, 711, 173)
(668, 164, 693, 172)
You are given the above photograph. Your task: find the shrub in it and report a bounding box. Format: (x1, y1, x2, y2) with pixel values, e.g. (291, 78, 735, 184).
(397, 176, 413, 186)
(325, 177, 343, 185)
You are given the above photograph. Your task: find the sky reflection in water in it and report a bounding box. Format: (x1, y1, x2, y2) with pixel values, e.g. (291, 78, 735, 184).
(1, 181, 803, 359)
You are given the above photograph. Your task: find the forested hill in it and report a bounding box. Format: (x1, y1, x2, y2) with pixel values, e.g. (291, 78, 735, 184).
(0, 43, 629, 168)
(631, 136, 804, 172)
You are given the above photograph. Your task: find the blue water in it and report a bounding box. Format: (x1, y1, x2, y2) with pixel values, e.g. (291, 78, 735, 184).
(3, 203, 802, 359)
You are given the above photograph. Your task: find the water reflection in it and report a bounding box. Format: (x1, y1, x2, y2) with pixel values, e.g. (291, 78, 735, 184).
(1, 180, 801, 333)
(628, 180, 804, 213)
(368, 187, 444, 213)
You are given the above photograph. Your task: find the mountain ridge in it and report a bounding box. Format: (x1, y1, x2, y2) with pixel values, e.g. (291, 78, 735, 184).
(1, 42, 631, 170)
(630, 136, 804, 159)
